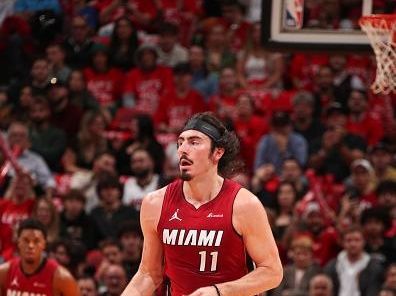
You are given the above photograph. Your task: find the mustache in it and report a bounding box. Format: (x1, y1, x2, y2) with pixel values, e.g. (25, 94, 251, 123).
(179, 155, 193, 165)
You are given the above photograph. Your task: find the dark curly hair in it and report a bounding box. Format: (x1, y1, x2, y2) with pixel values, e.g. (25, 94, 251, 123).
(184, 112, 244, 178)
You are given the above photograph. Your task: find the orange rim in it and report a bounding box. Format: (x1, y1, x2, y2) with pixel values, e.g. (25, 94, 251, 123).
(359, 14, 396, 28)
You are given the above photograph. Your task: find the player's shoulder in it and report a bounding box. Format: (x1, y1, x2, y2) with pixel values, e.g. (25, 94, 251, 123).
(53, 264, 79, 296)
(140, 185, 169, 231)
(142, 185, 168, 208)
(54, 264, 74, 280)
(233, 188, 270, 234)
(234, 187, 263, 211)
(0, 262, 11, 284)
(141, 184, 170, 216)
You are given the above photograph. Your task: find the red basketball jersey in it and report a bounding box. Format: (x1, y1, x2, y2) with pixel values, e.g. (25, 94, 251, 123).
(3, 257, 58, 296)
(157, 179, 248, 295)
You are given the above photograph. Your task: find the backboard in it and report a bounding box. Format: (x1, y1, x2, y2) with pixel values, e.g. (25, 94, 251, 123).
(261, 0, 394, 52)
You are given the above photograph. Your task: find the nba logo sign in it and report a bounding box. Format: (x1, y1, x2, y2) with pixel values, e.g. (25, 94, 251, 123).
(284, 0, 304, 29)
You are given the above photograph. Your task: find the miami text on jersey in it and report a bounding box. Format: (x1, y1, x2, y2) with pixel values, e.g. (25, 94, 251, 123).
(6, 289, 47, 296)
(163, 229, 224, 246)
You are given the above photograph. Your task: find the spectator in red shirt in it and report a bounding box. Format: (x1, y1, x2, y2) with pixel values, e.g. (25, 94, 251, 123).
(158, 0, 203, 46)
(0, 173, 36, 258)
(289, 53, 329, 91)
(346, 89, 384, 147)
(98, 0, 159, 31)
(0, 220, 13, 261)
(155, 63, 206, 134)
(288, 202, 340, 267)
(208, 67, 240, 119)
(123, 44, 173, 116)
(84, 44, 124, 112)
(220, 1, 251, 53)
(232, 92, 268, 171)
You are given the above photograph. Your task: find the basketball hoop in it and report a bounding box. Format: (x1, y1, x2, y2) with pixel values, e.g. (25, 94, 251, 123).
(359, 14, 396, 94)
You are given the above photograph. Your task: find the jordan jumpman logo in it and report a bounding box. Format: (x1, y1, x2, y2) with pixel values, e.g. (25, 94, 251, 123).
(169, 209, 182, 221)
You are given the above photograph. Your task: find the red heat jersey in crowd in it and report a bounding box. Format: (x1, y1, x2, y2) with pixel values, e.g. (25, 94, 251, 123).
(2, 257, 58, 296)
(155, 89, 206, 131)
(157, 179, 248, 295)
(219, 19, 251, 53)
(0, 198, 34, 229)
(233, 115, 269, 171)
(124, 66, 173, 115)
(346, 112, 384, 146)
(289, 53, 329, 91)
(95, 0, 157, 29)
(84, 68, 124, 107)
(0, 198, 35, 260)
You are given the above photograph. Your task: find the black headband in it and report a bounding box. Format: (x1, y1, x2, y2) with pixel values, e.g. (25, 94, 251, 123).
(182, 118, 221, 142)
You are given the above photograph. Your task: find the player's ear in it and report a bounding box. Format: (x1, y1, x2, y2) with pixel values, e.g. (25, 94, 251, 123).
(213, 147, 225, 162)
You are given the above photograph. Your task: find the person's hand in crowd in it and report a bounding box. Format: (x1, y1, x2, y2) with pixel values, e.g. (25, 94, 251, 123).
(322, 125, 345, 151)
(251, 164, 276, 192)
(337, 193, 361, 232)
(256, 164, 276, 182)
(95, 258, 111, 282)
(126, 142, 140, 155)
(124, 1, 138, 13)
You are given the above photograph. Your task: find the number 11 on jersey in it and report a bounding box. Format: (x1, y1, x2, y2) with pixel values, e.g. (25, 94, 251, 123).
(199, 251, 218, 272)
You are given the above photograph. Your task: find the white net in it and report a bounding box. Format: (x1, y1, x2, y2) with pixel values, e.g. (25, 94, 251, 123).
(360, 15, 396, 94)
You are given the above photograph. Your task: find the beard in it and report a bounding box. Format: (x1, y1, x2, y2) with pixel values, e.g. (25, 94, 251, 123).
(134, 168, 151, 179)
(180, 170, 192, 181)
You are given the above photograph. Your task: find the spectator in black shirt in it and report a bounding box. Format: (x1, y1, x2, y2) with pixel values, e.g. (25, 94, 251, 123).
(90, 174, 138, 240)
(309, 102, 366, 182)
(63, 15, 94, 69)
(59, 189, 100, 250)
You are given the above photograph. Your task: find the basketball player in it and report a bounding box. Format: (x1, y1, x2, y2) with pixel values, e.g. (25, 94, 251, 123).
(121, 112, 283, 296)
(0, 218, 80, 296)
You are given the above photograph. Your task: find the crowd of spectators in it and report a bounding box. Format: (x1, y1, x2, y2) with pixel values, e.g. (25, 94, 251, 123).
(0, 0, 395, 295)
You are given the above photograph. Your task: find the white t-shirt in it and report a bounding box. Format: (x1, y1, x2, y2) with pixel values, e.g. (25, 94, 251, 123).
(123, 175, 160, 211)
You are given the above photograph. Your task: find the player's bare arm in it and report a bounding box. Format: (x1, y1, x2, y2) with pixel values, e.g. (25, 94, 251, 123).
(53, 265, 80, 296)
(0, 263, 10, 296)
(121, 187, 166, 296)
(189, 188, 283, 296)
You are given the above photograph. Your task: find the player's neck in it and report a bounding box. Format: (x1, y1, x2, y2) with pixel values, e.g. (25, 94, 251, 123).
(21, 255, 45, 275)
(183, 172, 224, 205)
